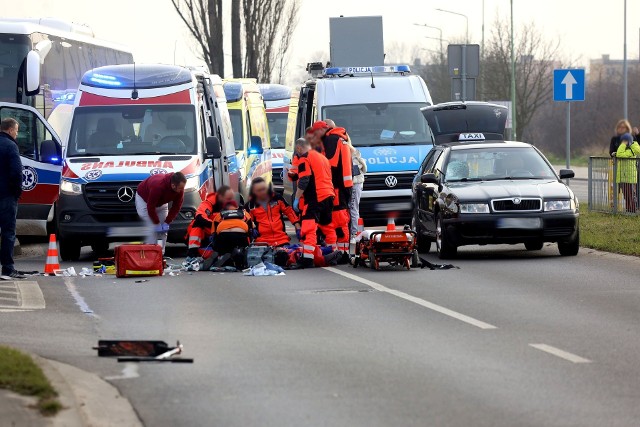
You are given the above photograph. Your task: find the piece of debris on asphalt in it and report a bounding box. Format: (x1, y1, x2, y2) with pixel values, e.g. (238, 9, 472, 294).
(94, 340, 194, 363)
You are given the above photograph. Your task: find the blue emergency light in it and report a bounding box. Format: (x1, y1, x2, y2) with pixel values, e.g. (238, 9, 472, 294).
(89, 73, 122, 87)
(223, 82, 244, 102)
(324, 65, 411, 76)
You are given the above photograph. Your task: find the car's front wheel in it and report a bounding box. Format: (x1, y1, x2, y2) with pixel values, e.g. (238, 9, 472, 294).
(59, 238, 81, 261)
(436, 214, 457, 259)
(412, 214, 431, 253)
(558, 230, 580, 256)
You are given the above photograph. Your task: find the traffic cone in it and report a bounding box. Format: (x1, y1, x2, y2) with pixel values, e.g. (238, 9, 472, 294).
(44, 234, 60, 275)
(386, 217, 396, 231)
(356, 217, 364, 239)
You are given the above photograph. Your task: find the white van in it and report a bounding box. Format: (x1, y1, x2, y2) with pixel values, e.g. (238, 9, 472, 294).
(55, 64, 232, 260)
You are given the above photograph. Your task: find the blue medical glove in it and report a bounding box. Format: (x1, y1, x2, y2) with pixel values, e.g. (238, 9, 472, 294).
(250, 228, 260, 239)
(293, 198, 300, 213)
(295, 228, 302, 241)
(154, 224, 165, 233)
(161, 222, 170, 232)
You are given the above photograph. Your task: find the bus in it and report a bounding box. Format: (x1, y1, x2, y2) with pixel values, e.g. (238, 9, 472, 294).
(0, 18, 133, 236)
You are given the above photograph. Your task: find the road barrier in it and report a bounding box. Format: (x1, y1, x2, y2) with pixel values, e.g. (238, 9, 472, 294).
(588, 156, 639, 214)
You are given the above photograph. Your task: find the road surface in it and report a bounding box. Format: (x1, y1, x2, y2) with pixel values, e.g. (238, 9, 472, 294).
(2, 242, 640, 426)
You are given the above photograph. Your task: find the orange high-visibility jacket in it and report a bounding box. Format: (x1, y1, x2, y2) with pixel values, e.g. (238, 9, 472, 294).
(322, 127, 353, 189)
(297, 150, 334, 203)
(245, 195, 300, 246)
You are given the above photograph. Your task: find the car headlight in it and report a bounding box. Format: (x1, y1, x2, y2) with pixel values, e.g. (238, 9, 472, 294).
(60, 179, 82, 195)
(459, 203, 490, 214)
(184, 176, 200, 192)
(544, 200, 572, 211)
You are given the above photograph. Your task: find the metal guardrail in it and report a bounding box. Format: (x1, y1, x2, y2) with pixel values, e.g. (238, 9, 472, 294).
(588, 156, 639, 214)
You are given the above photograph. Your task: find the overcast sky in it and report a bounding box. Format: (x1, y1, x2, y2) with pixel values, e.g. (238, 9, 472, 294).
(10, 0, 640, 80)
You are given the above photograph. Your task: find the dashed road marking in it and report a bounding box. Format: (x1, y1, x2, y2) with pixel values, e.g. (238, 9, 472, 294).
(104, 364, 140, 381)
(529, 343, 591, 363)
(324, 267, 497, 330)
(0, 281, 45, 312)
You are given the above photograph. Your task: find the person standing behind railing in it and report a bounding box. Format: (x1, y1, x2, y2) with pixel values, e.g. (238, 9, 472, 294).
(615, 133, 640, 213)
(610, 120, 634, 157)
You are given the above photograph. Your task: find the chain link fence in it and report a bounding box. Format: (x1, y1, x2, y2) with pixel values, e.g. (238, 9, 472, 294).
(588, 157, 639, 214)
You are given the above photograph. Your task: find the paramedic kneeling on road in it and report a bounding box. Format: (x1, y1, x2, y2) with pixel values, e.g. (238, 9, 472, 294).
(135, 172, 186, 249)
(245, 177, 301, 246)
(212, 201, 254, 268)
(294, 138, 335, 268)
(186, 185, 235, 259)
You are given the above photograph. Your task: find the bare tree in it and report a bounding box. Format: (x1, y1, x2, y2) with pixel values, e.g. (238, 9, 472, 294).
(483, 19, 561, 139)
(231, 0, 242, 77)
(274, 1, 300, 84)
(243, 0, 299, 81)
(170, 0, 225, 75)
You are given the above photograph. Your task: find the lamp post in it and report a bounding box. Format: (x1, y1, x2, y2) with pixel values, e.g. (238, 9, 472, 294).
(623, 0, 628, 120)
(437, 8, 469, 101)
(413, 23, 445, 53)
(510, 0, 517, 139)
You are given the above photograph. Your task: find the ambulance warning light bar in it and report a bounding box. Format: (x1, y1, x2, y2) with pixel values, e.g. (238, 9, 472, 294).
(324, 65, 411, 76)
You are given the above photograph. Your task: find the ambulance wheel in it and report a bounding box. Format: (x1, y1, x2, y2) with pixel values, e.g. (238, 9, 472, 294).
(59, 238, 81, 262)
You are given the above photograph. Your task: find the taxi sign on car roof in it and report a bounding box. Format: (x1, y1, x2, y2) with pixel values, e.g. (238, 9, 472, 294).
(458, 133, 486, 141)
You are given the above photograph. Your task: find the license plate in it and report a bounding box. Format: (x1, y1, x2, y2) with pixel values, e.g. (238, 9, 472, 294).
(496, 217, 542, 229)
(375, 202, 413, 211)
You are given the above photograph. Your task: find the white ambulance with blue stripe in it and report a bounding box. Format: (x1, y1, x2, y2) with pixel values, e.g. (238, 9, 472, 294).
(283, 65, 433, 223)
(55, 64, 231, 260)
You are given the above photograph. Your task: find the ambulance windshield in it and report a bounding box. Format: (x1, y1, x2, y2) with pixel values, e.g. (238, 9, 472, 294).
(67, 105, 197, 157)
(322, 102, 431, 147)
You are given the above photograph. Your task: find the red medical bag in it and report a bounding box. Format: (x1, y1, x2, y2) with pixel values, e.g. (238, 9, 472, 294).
(115, 244, 164, 278)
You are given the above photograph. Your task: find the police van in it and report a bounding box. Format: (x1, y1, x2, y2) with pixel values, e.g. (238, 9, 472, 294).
(55, 64, 232, 260)
(283, 65, 433, 223)
(258, 83, 291, 193)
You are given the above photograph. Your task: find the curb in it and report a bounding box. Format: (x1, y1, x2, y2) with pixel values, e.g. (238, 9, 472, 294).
(34, 356, 142, 427)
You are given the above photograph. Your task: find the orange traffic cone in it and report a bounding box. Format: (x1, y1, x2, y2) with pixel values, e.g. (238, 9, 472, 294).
(386, 217, 396, 231)
(44, 234, 60, 275)
(356, 217, 364, 239)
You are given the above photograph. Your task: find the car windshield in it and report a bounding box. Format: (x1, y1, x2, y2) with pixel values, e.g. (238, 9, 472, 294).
(267, 112, 287, 148)
(444, 147, 556, 182)
(323, 102, 432, 146)
(67, 105, 197, 156)
(228, 109, 244, 151)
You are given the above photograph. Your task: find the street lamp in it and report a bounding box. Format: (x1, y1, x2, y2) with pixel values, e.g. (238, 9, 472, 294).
(435, 8, 469, 43)
(510, 0, 517, 139)
(413, 23, 445, 53)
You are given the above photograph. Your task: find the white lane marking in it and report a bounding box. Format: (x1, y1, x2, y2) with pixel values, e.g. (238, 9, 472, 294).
(19, 281, 46, 310)
(324, 267, 497, 330)
(64, 277, 95, 316)
(0, 281, 45, 311)
(529, 344, 591, 364)
(104, 364, 140, 380)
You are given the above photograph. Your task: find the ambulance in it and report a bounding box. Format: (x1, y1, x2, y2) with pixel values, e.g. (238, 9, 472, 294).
(283, 65, 433, 223)
(258, 83, 291, 193)
(56, 64, 231, 260)
(223, 78, 271, 202)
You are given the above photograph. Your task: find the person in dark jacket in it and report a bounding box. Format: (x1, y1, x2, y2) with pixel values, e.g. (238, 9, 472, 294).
(0, 118, 24, 278)
(610, 119, 634, 157)
(135, 172, 186, 250)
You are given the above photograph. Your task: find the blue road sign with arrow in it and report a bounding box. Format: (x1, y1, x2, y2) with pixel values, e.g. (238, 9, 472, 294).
(553, 69, 585, 102)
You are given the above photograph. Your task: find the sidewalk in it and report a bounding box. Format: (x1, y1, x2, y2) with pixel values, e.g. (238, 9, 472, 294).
(1, 352, 141, 427)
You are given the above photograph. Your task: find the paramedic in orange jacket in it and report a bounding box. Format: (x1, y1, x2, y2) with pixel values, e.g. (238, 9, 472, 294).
(186, 185, 235, 259)
(309, 120, 353, 254)
(293, 138, 336, 267)
(245, 177, 300, 246)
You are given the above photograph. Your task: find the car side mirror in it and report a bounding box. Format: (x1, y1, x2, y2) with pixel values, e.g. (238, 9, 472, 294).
(40, 139, 62, 165)
(249, 136, 263, 155)
(559, 169, 574, 179)
(420, 173, 439, 184)
(205, 136, 222, 159)
(26, 50, 42, 95)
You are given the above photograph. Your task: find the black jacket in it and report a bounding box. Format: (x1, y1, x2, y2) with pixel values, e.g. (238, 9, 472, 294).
(0, 131, 23, 199)
(610, 133, 640, 157)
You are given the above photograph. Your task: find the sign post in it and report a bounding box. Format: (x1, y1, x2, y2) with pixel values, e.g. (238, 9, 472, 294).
(448, 44, 480, 101)
(553, 69, 586, 171)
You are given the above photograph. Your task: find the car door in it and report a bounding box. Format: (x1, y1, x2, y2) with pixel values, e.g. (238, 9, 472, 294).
(0, 102, 63, 236)
(421, 148, 446, 235)
(414, 148, 442, 234)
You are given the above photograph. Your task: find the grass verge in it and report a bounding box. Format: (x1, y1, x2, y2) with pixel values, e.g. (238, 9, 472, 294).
(0, 346, 62, 416)
(581, 210, 640, 256)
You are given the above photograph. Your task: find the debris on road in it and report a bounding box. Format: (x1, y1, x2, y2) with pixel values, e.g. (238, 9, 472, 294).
(94, 340, 193, 363)
(243, 262, 285, 276)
